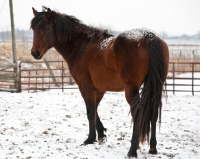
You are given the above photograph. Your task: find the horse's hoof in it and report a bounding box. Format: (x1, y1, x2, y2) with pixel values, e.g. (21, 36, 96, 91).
(83, 139, 96, 145)
(127, 151, 137, 158)
(149, 148, 157, 154)
(98, 136, 107, 145)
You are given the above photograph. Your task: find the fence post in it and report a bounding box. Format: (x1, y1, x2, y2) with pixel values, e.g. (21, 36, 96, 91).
(173, 63, 175, 95)
(9, 0, 18, 91)
(35, 70, 37, 92)
(28, 71, 30, 92)
(18, 62, 22, 92)
(62, 61, 64, 92)
(70, 76, 73, 85)
(192, 63, 194, 95)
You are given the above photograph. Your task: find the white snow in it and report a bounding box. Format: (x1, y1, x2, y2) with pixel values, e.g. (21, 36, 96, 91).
(0, 73, 200, 158)
(120, 28, 158, 42)
(0, 90, 200, 159)
(99, 37, 114, 50)
(121, 29, 143, 41)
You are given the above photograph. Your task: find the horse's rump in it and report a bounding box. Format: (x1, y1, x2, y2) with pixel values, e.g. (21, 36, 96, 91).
(114, 28, 169, 143)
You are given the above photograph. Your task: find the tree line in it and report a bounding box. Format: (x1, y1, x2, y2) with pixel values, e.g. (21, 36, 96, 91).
(159, 31, 200, 41)
(0, 28, 32, 42)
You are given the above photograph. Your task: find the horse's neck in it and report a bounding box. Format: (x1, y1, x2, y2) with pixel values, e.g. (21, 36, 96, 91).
(54, 24, 95, 57)
(54, 24, 111, 71)
(54, 35, 90, 70)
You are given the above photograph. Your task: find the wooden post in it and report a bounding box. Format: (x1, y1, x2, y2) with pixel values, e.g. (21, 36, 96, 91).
(9, 0, 18, 91)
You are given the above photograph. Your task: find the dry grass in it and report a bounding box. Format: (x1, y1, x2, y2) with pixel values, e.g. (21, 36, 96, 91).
(0, 43, 33, 62)
(168, 44, 200, 73)
(1, 43, 200, 71)
(1, 42, 200, 90)
(168, 44, 200, 62)
(0, 43, 64, 68)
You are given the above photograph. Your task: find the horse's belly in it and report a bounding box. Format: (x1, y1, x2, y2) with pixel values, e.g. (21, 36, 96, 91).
(92, 73, 124, 92)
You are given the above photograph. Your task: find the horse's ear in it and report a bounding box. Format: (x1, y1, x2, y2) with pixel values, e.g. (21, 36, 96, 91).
(32, 7, 38, 16)
(46, 8, 52, 20)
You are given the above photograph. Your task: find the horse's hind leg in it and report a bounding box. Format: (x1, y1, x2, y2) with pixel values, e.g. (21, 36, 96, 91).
(95, 91, 106, 142)
(125, 87, 140, 157)
(128, 108, 141, 157)
(149, 108, 158, 154)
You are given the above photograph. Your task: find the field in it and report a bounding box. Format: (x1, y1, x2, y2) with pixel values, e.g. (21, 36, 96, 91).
(0, 43, 62, 66)
(1, 42, 200, 65)
(168, 43, 200, 62)
(0, 42, 65, 75)
(0, 90, 200, 158)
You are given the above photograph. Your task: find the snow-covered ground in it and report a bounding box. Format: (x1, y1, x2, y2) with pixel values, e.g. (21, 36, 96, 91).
(0, 88, 200, 159)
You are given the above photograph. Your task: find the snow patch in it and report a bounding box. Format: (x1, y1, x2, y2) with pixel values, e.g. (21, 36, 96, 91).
(0, 89, 200, 158)
(99, 37, 114, 50)
(120, 28, 163, 43)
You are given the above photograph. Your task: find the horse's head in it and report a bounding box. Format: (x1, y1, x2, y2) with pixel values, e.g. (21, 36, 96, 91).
(30, 7, 56, 60)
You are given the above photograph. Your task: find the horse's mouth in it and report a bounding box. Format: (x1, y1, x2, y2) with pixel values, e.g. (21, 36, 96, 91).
(31, 50, 43, 60)
(32, 54, 43, 60)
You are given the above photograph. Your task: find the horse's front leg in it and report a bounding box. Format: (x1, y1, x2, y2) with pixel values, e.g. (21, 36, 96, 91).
(95, 91, 106, 142)
(84, 100, 97, 144)
(79, 87, 97, 144)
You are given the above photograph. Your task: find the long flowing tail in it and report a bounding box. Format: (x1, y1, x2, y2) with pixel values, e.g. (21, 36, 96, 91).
(131, 32, 168, 143)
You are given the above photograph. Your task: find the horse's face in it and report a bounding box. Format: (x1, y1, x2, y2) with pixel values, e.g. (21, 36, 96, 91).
(31, 7, 56, 60)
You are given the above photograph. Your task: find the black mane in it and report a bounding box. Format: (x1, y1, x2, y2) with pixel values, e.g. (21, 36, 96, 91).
(30, 6, 113, 43)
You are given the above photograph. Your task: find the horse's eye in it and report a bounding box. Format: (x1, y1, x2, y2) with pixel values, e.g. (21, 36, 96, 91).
(45, 26, 51, 32)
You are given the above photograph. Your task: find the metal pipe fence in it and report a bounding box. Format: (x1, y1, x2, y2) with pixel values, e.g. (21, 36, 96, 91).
(18, 61, 200, 95)
(167, 62, 200, 95)
(19, 61, 75, 92)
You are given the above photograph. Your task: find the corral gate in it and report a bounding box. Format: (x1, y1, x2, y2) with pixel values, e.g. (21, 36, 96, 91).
(0, 63, 18, 92)
(19, 60, 75, 92)
(167, 62, 200, 95)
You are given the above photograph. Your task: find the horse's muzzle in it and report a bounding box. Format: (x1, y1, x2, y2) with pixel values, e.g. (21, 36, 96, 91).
(31, 50, 42, 60)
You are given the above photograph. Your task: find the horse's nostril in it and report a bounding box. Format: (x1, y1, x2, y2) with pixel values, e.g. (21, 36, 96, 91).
(35, 50, 40, 57)
(31, 50, 41, 59)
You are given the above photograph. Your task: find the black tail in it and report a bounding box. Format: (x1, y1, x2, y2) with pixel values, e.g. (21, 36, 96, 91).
(131, 31, 168, 143)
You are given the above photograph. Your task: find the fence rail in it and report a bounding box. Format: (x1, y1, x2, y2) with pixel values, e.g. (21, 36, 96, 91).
(19, 61, 75, 92)
(166, 62, 200, 95)
(0, 63, 18, 92)
(17, 61, 200, 95)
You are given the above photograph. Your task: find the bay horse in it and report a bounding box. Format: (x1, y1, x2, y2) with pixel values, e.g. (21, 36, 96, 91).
(30, 6, 169, 157)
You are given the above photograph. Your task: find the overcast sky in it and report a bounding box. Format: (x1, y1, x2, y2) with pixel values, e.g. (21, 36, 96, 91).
(0, 0, 200, 36)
